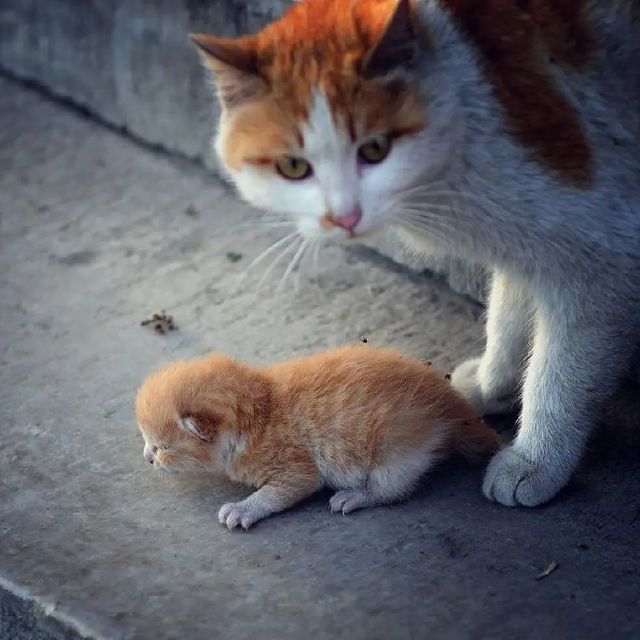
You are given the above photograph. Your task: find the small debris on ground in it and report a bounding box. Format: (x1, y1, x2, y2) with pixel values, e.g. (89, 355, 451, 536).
(488, 564, 506, 574)
(535, 560, 559, 580)
(438, 532, 468, 559)
(184, 204, 199, 217)
(226, 251, 243, 263)
(360, 336, 368, 344)
(141, 311, 177, 335)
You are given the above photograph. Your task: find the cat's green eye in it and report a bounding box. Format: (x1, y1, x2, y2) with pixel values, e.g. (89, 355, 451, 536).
(276, 156, 312, 180)
(358, 135, 392, 164)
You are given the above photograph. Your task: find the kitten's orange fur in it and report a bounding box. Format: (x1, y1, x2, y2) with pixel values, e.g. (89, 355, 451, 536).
(136, 345, 499, 529)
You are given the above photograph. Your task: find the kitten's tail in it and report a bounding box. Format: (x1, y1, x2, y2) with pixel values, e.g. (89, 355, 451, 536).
(451, 417, 503, 463)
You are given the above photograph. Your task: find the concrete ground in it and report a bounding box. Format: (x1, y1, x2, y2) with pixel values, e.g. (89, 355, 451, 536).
(1, 76, 639, 640)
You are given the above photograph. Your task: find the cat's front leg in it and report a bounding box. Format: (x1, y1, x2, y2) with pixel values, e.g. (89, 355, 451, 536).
(483, 301, 630, 507)
(452, 270, 532, 414)
(219, 475, 321, 530)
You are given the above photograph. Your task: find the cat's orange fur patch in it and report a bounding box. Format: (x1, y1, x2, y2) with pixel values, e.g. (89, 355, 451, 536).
(201, 0, 599, 184)
(209, 0, 428, 170)
(442, 0, 595, 186)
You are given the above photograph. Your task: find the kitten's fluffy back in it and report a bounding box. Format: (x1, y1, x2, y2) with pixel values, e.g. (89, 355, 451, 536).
(262, 344, 497, 464)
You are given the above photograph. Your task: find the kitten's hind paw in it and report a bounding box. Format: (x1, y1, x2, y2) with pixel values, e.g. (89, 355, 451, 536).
(482, 447, 568, 507)
(329, 489, 377, 515)
(451, 357, 515, 415)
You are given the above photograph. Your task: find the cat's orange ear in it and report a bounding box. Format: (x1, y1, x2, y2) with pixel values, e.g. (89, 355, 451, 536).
(189, 34, 264, 107)
(190, 34, 258, 74)
(361, 0, 422, 78)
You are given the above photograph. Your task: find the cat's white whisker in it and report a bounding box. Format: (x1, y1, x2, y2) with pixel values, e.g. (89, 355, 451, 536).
(396, 210, 456, 242)
(301, 239, 319, 289)
(401, 202, 454, 213)
(255, 234, 303, 292)
(398, 205, 454, 223)
(242, 231, 299, 276)
(277, 238, 310, 295)
(403, 189, 504, 215)
(252, 221, 296, 228)
(397, 218, 451, 244)
(295, 240, 314, 293)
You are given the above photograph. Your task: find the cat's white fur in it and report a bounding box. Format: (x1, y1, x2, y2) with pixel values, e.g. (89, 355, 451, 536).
(218, 84, 459, 241)
(217, 1, 640, 506)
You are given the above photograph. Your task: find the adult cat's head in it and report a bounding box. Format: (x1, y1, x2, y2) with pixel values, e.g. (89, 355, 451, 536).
(191, 0, 458, 241)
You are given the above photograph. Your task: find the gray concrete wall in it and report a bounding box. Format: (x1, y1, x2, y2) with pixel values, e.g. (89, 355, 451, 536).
(0, 0, 290, 165)
(0, 0, 486, 300)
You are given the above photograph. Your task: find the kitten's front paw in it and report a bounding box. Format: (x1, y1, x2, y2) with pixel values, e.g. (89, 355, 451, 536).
(218, 501, 263, 530)
(451, 357, 515, 415)
(482, 447, 568, 507)
(329, 489, 376, 514)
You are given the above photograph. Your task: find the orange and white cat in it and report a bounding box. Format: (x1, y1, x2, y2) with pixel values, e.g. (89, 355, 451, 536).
(190, 1, 640, 507)
(136, 345, 499, 529)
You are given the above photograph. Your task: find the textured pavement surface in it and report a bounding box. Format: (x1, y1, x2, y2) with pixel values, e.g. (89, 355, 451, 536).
(1, 77, 639, 640)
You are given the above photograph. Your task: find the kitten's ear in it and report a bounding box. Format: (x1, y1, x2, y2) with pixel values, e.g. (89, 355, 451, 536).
(178, 414, 214, 442)
(361, 0, 421, 78)
(190, 34, 265, 108)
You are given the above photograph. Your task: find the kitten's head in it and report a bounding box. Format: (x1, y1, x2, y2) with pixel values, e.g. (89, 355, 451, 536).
(135, 354, 262, 473)
(192, 0, 456, 241)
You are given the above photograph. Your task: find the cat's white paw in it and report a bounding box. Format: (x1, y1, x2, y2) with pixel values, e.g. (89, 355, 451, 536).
(451, 357, 515, 415)
(329, 489, 377, 514)
(218, 501, 263, 530)
(482, 446, 568, 507)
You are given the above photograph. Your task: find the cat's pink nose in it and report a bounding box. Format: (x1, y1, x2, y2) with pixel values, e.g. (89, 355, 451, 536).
(329, 208, 362, 232)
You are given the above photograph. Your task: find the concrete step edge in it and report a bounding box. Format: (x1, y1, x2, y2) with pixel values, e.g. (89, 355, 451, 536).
(0, 574, 93, 640)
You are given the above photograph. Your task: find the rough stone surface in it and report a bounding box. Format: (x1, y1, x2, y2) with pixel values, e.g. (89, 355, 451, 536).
(0, 0, 487, 300)
(0, 0, 289, 167)
(1, 78, 640, 640)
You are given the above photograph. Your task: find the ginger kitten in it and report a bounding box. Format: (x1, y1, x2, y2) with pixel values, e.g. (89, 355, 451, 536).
(191, 1, 640, 507)
(136, 345, 499, 529)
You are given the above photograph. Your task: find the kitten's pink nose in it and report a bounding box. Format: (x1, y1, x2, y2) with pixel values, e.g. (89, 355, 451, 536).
(328, 208, 362, 233)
